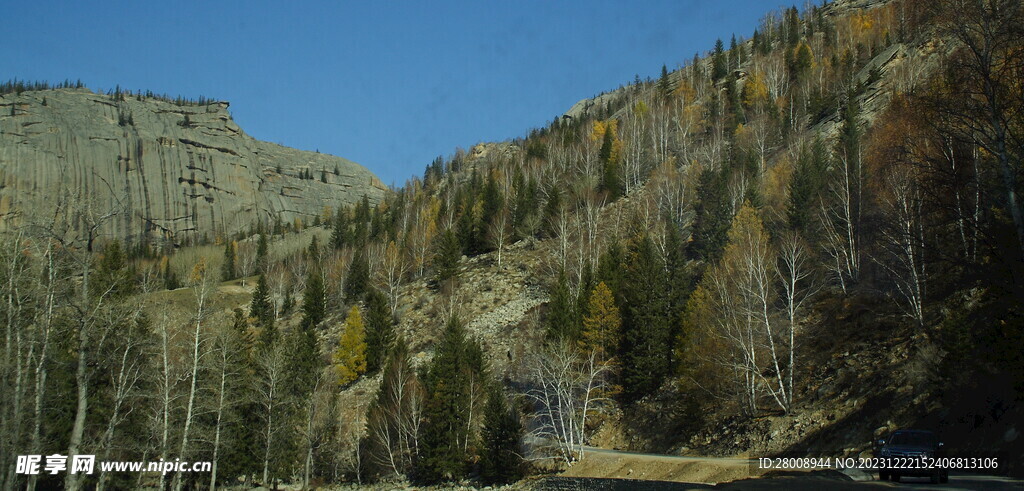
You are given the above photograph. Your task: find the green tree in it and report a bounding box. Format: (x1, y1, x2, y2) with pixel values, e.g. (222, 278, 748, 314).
(433, 229, 462, 285)
(789, 42, 813, 82)
(542, 185, 562, 237)
(331, 209, 350, 250)
(417, 316, 477, 483)
(839, 89, 862, 165)
(93, 240, 132, 298)
(665, 223, 692, 326)
(353, 196, 372, 248)
(481, 171, 504, 234)
(621, 235, 672, 401)
(365, 288, 395, 373)
(788, 137, 828, 231)
(729, 35, 739, 69)
(546, 269, 577, 341)
(344, 252, 370, 301)
(692, 167, 731, 262)
(221, 240, 236, 281)
(786, 6, 801, 46)
(250, 274, 274, 328)
(712, 38, 728, 80)
(599, 126, 622, 198)
(301, 268, 326, 330)
(307, 234, 320, 259)
(658, 64, 671, 100)
(163, 257, 180, 290)
(479, 383, 524, 485)
(255, 232, 268, 270)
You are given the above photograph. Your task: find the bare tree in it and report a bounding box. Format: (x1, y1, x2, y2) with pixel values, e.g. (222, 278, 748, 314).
(930, 0, 1024, 265)
(300, 368, 337, 489)
(819, 154, 862, 292)
(206, 315, 249, 491)
(409, 199, 439, 278)
(488, 210, 511, 268)
(237, 241, 258, 285)
(695, 206, 809, 413)
(526, 341, 610, 464)
(365, 340, 422, 479)
(874, 166, 927, 326)
(256, 338, 291, 487)
(173, 259, 216, 491)
(377, 240, 407, 315)
(750, 116, 777, 174)
(152, 310, 180, 491)
(0, 231, 45, 490)
(96, 270, 158, 491)
(549, 203, 573, 273)
(776, 231, 818, 410)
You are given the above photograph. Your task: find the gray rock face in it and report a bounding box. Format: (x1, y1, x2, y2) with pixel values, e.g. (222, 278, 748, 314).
(0, 88, 386, 247)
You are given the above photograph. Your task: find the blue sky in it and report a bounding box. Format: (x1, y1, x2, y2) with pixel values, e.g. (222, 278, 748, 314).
(2, 1, 781, 185)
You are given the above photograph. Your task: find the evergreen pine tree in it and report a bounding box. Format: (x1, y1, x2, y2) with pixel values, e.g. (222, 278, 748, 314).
(256, 232, 268, 269)
(546, 269, 577, 341)
(331, 208, 350, 249)
(433, 229, 462, 285)
(301, 268, 326, 330)
(219, 308, 261, 482)
(839, 89, 863, 164)
(729, 35, 739, 69)
(221, 240, 236, 281)
(163, 258, 180, 290)
(786, 6, 801, 46)
(712, 38, 728, 80)
(658, 64, 671, 100)
(479, 383, 524, 485)
(353, 196, 371, 248)
(790, 42, 813, 82)
(344, 251, 370, 301)
(94, 240, 132, 298)
(692, 167, 731, 262)
(365, 288, 395, 373)
(250, 274, 274, 328)
(481, 171, 504, 234)
(599, 126, 622, 198)
(287, 314, 320, 399)
(787, 139, 827, 232)
(307, 234, 320, 260)
(417, 316, 475, 483)
(596, 242, 626, 306)
(665, 223, 692, 327)
(621, 235, 672, 401)
(542, 186, 562, 237)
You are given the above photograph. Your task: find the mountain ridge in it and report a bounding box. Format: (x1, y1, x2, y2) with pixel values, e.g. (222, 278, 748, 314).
(0, 87, 386, 248)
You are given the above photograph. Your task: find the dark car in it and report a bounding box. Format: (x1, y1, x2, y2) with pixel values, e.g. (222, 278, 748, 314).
(876, 429, 948, 483)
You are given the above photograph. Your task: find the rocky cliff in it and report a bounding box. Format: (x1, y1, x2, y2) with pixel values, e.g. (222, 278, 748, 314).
(0, 88, 386, 247)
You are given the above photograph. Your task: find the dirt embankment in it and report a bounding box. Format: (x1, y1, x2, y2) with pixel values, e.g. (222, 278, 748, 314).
(558, 450, 761, 485)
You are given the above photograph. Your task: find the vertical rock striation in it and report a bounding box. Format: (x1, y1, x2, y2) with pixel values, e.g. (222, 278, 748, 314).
(0, 88, 386, 246)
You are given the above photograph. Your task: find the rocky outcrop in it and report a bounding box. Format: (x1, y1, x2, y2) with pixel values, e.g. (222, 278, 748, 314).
(0, 88, 386, 247)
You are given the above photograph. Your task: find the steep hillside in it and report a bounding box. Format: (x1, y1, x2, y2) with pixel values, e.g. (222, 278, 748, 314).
(0, 87, 386, 247)
(2, 0, 1023, 489)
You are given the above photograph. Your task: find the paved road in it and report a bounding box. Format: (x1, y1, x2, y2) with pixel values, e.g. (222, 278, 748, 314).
(580, 445, 755, 464)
